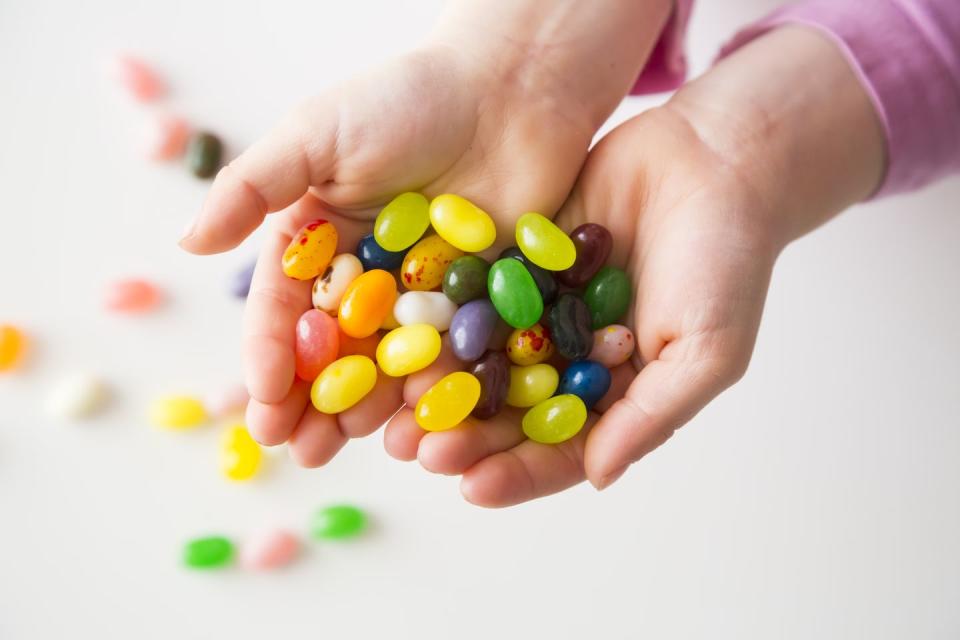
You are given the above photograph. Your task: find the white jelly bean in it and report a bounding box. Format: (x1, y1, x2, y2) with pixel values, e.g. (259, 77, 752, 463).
(45, 374, 109, 420)
(393, 291, 459, 332)
(312, 253, 363, 314)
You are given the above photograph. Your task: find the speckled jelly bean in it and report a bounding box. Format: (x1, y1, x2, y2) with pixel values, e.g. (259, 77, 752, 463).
(546, 293, 593, 360)
(310, 355, 377, 414)
(506, 323, 554, 366)
(376, 324, 441, 377)
(113, 54, 164, 102)
(415, 371, 481, 432)
(149, 395, 207, 429)
(558, 223, 612, 288)
(522, 394, 588, 444)
(295, 309, 339, 381)
(357, 233, 406, 271)
(449, 299, 499, 362)
(338, 269, 397, 338)
(498, 247, 558, 305)
(337, 328, 381, 361)
(469, 351, 510, 420)
(442, 255, 490, 305)
(282, 219, 338, 281)
(506, 363, 559, 408)
(183, 535, 233, 569)
(186, 131, 223, 179)
(45, 374, 109, 420)
(401, 235, 463, 291)
(515, 212, 576, 271)
(428, 194, 497, 252)
(393, 291, 458, 331)
(230, 260, 255, 299)
(311, 504, 367, 539)
(205, 384, 249, 419)
(220, 425, 262, 481)
(488, 258, 543, 329)
(557, 360, 611, 410)
(147, 113, 189, 161)
(590, 324, 635, 368)
(104, 278, 162, 313)
(312, 253, 363, 313)
(584, 266, 632, 329)
(374, 192, 430, 251)
(0, 325, 26, 372)
(240, 530, 300, 571)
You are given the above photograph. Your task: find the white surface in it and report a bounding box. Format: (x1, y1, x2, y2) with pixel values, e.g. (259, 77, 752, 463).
(1, 1, 959, 638)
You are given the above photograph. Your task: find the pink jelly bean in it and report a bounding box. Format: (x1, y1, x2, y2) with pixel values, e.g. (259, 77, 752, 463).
(240, 529, 300, 571)
(113, 54, 164, 102)
(589, 324, 635, 368)
(147, 114, 190, 161)
(104, 278, 162, 313)
(295, 309, 339, 381)
(205, 384, 249, 419)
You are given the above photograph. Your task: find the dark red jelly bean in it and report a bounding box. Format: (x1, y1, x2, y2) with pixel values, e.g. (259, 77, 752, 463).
(545, 293, 593, 360)
(558, 223, 612, 288)
(469, 351, 510, 420)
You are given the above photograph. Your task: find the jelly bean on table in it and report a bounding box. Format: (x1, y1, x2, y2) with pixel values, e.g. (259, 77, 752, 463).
(557, 360, 611, 410)
(522, 394, 588, 444)
(185, 131, 223, 179)
(506, 363, 559, 408)
(415, 371, 481, 432)
(393, 291, 458, 332)
(104, 278, 162, 313)
(373, 192, 431, 252)
(183, 535, 233, 569)
(506, 323, 554, 366)
(230, 260, 256, 299)
(442, 255, 490, 305)
(590, 324, 635, 368)
(558, 223, 613, 288)
(357, 233, 406, 271)
(498, 247, 558, 305)
(469, 351, 510, 420)
(45, 373, 109, 420)
(0, 325, 26, 372)
(146, 114, 189, 161)
(401, 235, 463, 291)
(311, 505, 367, 539)
(240, 530, 300, 571)
(220, 425, 262, 481)
(488, 258, 543, 329)
(295, 309, 339, 381)
(376, 324, 442, 377)
(515, 212, 576, 271)
(449, 299, 499, 362)
(310, 355, 378, 414)
(338, 269, 397, 338)
(113, 54, 164, 102)
(150, 395, 207, 429)
(546, 293, 594, 361)
(283, 219, 338, 281)
(312, 253, 363, 313)
(428, 194, 497, 253)
(584, 266, 632, 329)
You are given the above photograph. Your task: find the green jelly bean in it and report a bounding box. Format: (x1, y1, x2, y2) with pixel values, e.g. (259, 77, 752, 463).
(488, 258, 543, 329)
(584, 266, 631, 329)
(311, 504, 367, 539)
(183, 535, 234, 569)
(186, 132, 223, 179)
(522, 394, 588, 444)
(443, 255, 490, 304)
(374, 192, 430, 252)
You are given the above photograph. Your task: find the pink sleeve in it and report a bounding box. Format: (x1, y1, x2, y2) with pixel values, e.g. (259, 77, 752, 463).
(629, 0, 695, 95)
(718, 0, 960, 198)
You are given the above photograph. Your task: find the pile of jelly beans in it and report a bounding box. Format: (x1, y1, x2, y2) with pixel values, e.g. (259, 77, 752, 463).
(282, 193, 636, 444)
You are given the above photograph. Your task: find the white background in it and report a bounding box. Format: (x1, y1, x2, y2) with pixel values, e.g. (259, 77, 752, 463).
(1, 1, 958, 638)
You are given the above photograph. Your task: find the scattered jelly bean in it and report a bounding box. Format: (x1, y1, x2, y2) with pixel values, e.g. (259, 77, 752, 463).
(401, 235, 463, 291)
(590, 325, 635, 368)
(149, 395, 207, 429)
(113, 54, 164, 102)
(338, 269, 397, 338)
(498, 247, 558, 305)
(357, 233, 406, 271)
(376, 324, 442, 377)
(310, 355, 377, 414)
(312, 253, 363, 313)
(104, 278, 162, 313)
(415, 371, 481, 432)
(186, 131, 223, 179)
(546, 293, 593, 360)
(506, 323, 554, 366)
(469, 351, 510, 420)
(558, 223, 613, 288)
(183, 535, 233, 569)
(488, 258, 543, 329)
(45, 374, 109, 420)
(311, 504, 367, 539)
(428, 194, 497, 252)
(0, 325, 26, 372)
(282, 219, 338, 281)
(374, 192, 430, 251)
(515, 212, 576, 271)
(393, 291, 458, 331)
(240, 530, 300, 571)
(557, 360, 611, 410)
(337, 328, 380, 361)
(295, 309, 340, 381)
(146, 113, 189, 161)
(205, 384, 249, 418)
(522, 394, 588, 444)
(220, 425, 262, 481)
(506, 363, 559, 408)
(449, 299, 499, 362)
(442, 255, 490, 304)
(584, 266, 632, 329)
(230, 260, 255, 299)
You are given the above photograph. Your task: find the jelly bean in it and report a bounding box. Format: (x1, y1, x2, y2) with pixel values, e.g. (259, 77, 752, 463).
(183, 535, 233, 569)
(374, 192, 430, 251)
(282, 219, 338, 281)
(104, 278, 162, 313)
(338, 269, 397, 338)
(113, 54, 164, 102)
(498, 247, 558, 305)
(522, 394, 588, 444)
(230, 260, 255, 299)
(311, 504, 367, 539)
(506, 323, 554, 366)
(186, 131, 223, 179)
(449, 299, 499, 362)
(442, 255, 490, 305)
(401, 235, 463, 291)
(506, 363, 559, 408)
(357, 233, 406, 271)
(220, 425, 262, 481)
(415, 371, 481, 432)
(558, 223, 612, 288)
(150, 395, 207, 429)
(310, 355, 377, 414)
(45, 374, 109, 420)
(337, 328, 380, 361)
(146, 114, 189, 161)
(469, 351, 510, 420)
(590, 324, 635, 368)
(515, 212, 576, 271)
(240, 530, 300, 571)
(393, 291, 458, 331)
(205, 384, 249, 418)
(488, 258, 543, 329)
(295, 309, 339, 381)
(428, 194, 497, 252)
(545, 293, 593, 360)
(376, 324, 442, 377)
(557, 360, 611, 410)
(0, 325, 26, 372)
(584, 266, 632, 328)
(312, 253, 363, 313)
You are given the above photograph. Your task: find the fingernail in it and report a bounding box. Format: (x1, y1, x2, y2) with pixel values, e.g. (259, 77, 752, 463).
(596, 464, 629, 491)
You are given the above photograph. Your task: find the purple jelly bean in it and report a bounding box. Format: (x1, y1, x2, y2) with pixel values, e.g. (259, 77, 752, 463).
(449, 299, 499, 362)
(231, 260, 256, 298)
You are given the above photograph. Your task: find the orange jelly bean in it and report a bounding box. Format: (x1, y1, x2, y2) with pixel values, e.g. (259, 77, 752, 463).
(400, 235, 463, 291)
(338, 269, 397, 338)
(0, 325, 27, 372)
(282, 219, 337, 281)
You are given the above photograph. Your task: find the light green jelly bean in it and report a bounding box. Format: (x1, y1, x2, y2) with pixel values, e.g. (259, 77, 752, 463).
(515, 212, 577, 271)
(374, 192, 430, 252)
(183, 535, 234, 569)
(311, 504, 367, 540)
(522, 394, 587, 444)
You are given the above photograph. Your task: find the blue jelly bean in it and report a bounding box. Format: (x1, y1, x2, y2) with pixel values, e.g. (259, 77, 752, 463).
(557, 360, 611, 410)
(231, 260, 256, 298)
(357, 233, 405, 271)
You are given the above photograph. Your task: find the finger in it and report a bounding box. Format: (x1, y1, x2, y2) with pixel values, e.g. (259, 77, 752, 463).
(383, 408, 424, 461)
(245, 380, 310, 446)
(337, 374, 405, 438)
(416, 409, 526, 476)
(288, 407, 348, 468)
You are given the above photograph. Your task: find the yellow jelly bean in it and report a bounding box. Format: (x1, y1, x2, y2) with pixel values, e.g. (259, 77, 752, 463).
(428, 194, 497, 253)
(220, 425, 262, 481)
(415, 371, 481, 432)
(0, 324, 26, 372)
(311, 355, 377, 414)
(282, 219, 338, 281)
(515, 212, 576, 271)
(400, 235, 463, 291)
(505, 363, 558, 408)
(376, 324, 441, 377)
(522, 394, 587, 444)
(374, 192, 430, 252)
(150, 395, 207, 429)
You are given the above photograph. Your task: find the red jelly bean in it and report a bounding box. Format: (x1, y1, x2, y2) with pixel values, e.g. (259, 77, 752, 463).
(104, 278, 162, 313)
